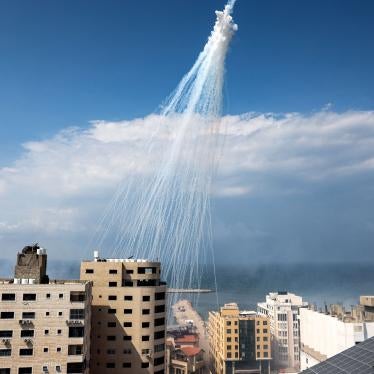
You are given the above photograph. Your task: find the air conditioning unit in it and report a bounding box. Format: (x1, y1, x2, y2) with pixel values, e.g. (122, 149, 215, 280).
(42, 365, 48, 373)
(2, 339, 10, 344)
(24, 338, 33, 344)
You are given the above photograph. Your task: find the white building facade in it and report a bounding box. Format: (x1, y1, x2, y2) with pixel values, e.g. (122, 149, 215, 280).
(257, 291, 307, 371)
(299, 307, 374, 371)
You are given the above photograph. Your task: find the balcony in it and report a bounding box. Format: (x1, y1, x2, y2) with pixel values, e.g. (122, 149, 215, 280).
(19, 319, 34, 327)
(66, 320, 84, 326)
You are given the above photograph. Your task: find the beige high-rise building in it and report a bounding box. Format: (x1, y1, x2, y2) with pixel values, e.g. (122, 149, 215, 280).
(208, 303, 271, 374)
(0, 244, 92, 374)
(80, 252, 167, 374)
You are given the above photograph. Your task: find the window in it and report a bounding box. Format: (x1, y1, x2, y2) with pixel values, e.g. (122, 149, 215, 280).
(0, 349, 11, 357)
(67, 363, 84, 373)
(70, 309, 85, 319)
(1, 294, 15, 301)
(43, 347, 48, 353)
(46, 293, 51, 299)
(46, 312, 50, 316)
(68, 345, 83, 355)
(124, 309, 132, 314)
(18, 369, 32, 374)
(70, 291, 85, 302)
(263, 320, 268, 325)
(19, 348, 33, 356)
(226, 329, 231, 334)
(108, 309, 116, 314)
(154, 331, 164, 340)
(68, 327, 84, 338)
(122, 363, 131, 368)
(0, 369, 10, 374)
(23, 294, 36, 301)
(227, 321, 231, 326)
(142, 322, 150, 328)
(141, 362, 150, 368)
(142, 309, 150, 315)
(124, 296, 133, 301)
(109, 269, 117, 274)
(155, 317, 165, 327)
(142, 336, 150, 341)
(0, 331, 12, 338)
(155, 292, 165, 300)
(123, 280, 133, 287)
(108, 295, 117, 301)
(227, 352, 232, 358)
(227, 337, 232, 342)
(57, 329, 62, 335)
(107, 349, 116, 354)
(154, 343, 165, 353)
(109, 282, 117, 287)
(264, 351, 268, 357)
(106, 363, 116, 368)
(22, 312, 35, 319)
(125, 269, 133, 274)
(0, 312, 14, 319)
(59, 293, 63, 299)
(138, 267, 156, 274)
(154, 356, 164, 366)
(123, 349, 131, 354)
(108, 322, 116, 328)
(44, 329, 49, 335)
(85, 269, 94, 274)
(58, 311, 63, 316)
(154, 371, 164, 374)
(107, 336, 116, 341)
(55, 367, 61, 373)
(123, 322, 132, 327)
(21, 330, 34, 337)
(143, 296, 150, 301)
(263, 329, 268, 333)
(123, 336, 132, 341)
(227, 345, 231, 350)
(155, 305, 165, 313)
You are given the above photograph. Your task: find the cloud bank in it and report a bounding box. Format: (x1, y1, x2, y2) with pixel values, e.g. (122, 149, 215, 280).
(1, 110, 373, 262)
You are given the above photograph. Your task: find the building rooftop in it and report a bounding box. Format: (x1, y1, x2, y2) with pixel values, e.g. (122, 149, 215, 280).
(174, 334, 199, 344)
(179, 346, 202, 357)
(301, 336, 374, 374)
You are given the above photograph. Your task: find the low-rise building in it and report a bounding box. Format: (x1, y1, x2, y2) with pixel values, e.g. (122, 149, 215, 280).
(0, 244, 92, 374)
(208, 303, 271, 374)
(299, 298, 374, 371)
(257, 291, 307, 371)
(166, 327, 205, 374)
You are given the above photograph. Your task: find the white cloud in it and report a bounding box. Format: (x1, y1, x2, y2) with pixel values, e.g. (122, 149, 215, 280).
(0, 110, 373, 258)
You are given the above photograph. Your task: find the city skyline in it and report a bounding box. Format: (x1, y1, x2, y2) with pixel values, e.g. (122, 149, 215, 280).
(1, 0, 374, 264)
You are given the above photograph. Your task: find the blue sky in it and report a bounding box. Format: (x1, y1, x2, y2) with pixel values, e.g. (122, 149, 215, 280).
(0, 1, 374, 264)
(1, 0, 374, 162)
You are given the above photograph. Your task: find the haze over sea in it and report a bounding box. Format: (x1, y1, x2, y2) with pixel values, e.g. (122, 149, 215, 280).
(1, 260, 372, 320)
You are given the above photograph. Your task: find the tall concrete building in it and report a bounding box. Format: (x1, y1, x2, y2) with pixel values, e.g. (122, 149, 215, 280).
(80, 252, 167, 374)
(299, 297, 374, 371)
(0, 244, 92, 374)
(257, 291, 307, 371)
(208, 303, 271, 374)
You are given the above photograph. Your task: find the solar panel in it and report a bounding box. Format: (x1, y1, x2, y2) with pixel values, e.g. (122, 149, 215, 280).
(301, 337, 374, 374)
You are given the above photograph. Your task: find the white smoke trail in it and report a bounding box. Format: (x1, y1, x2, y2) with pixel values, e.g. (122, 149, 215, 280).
(96, 2, 237, 309)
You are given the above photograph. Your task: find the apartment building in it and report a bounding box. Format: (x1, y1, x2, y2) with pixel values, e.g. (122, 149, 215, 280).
(257, 291, 307, 371)
(0, 244, 91, 374)
(208, 303, 271, 374)
(80, 252, 167, 374)
(299, 297, 374, 371)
